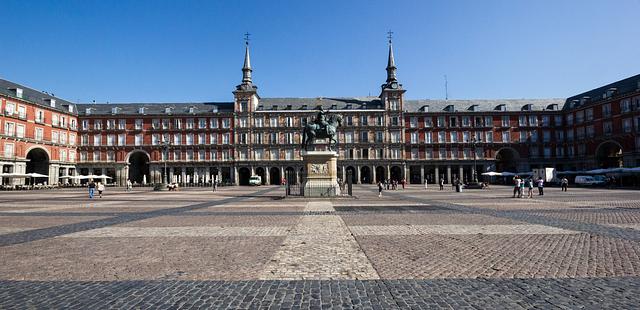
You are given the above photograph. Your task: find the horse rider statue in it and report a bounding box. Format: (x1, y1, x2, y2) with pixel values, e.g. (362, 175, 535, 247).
(301, 107, 342, 151)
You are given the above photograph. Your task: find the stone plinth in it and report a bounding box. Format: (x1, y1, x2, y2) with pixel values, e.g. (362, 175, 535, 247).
(301, 150, 340, 197)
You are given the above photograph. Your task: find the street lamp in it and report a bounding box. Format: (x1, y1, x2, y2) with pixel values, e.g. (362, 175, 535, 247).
(162, 141, 170, 185)
(472, 137, 478, 183)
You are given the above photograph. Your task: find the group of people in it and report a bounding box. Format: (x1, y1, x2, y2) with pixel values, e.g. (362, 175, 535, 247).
(87, 180, 106, 199)
(512, 176, 545, 198)
(377, 178, 407, 197)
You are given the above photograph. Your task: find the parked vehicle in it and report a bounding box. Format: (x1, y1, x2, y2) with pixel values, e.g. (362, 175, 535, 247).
(574, 175, 606, 186)
(248, 175, 262, 186)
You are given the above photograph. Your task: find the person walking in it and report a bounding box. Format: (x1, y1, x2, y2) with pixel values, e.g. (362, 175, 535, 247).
(424, 179, 428, 190)
(126, 179, 132, 192)
(378, 181, 383, 198)
(561, 177, 569, 192)
(401, 178, 406, 189)
(512, 176, 521, 198)
(439, 178, 444, 190)
(212, 178, 218, 192)
(519, 178, 525, 198)
(526, 178, 534, 198)
(97, 181, 105, 198)
(537, 178, 544, 195)
(88, 179, 96, 199)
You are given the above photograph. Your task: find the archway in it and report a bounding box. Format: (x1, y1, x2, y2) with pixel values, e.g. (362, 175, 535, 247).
(375, 166, 386, 183)
(390, 166, 402, 181)
(128, 151, 150, 184)
(26, 147, 49, 185)
(270, 167, 281, 185)
(409, 166, 421, 184)
(255, 167, 266, 185)
(495, 148, 519, 172)
(596, 141, 623, 168)
(238, 167, 251, 185)
(360, 166, 371, 184)
(345, 166, 357, 184)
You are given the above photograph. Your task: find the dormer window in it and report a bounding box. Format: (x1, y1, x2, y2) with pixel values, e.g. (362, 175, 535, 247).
(165, 107, 173, 114)
(468, 105, 478, 112)
(188, 106, 195, 114)
(272, 105, 278, 111)
(211, 105, 218, 113)
(138, 107, 145, 114)
(44, 98, 56, 107)
(331, 104, 337, 110)
(85, 108, 92, 115)
(580, 96, 590, 105)
(345, 104, 352, 110)
(286, 105, 292, 110)
(420, 105, 429, 112)
(606, 88, 617, 99)
(496, 104, 506, 111)
(67, 105, 74, 113)
(301, 105, 307, 110)
(444, 105, 455, 112)
(257, 105, 264, 111)
(10, 88, 23, 98)
(111, 107, 119, 114)
(522, 104, 533, 111)
(546, 104, 558, 111)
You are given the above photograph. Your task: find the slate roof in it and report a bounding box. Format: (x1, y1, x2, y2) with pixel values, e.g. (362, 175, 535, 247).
(564, 74, 640, 109)
(256, 97, 383, 111)
(0, 79, 77, 114)
(76, 102, 234, 116)
(403, 98, 566, 113)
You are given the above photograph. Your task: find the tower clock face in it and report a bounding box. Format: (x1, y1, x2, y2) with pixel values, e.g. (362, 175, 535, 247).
(391, 82, 398, 89)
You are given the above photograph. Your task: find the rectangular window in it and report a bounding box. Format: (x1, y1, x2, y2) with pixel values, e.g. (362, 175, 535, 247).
(484, 116, 493, 127)
(361, 131, 369, 143)
(439, 149, 446, 159)
(162, 119, 170, 129)
(425, 148, 433, 159)
(185, 133, 194, 145)
(541, 115, 550, 127)
(575, 111, 584, 124)
(198, 133, 206, 144)
(3, 143, 14, 158)
(69, 151, 76, 162)
(117, 119, 125, 130)
(554, 115, 562, 126)
(174, 133, 182, 145)
(438, 132, 446, 143)
(437, 116, 446, 127)
(135, 134, 143, 146)
(390, 131, 401, 143)
(118, 134, 126, 146)
(586, 108, 593, 121)
(425, 132, 432, 144)
(107, 119, 115, 130)
(450, 116, 458, 127)
(391, 116, 399, 126)
(502, 116, 510, 127)
(424, 117, 432, 127)
(16, 124, 25, 138)
(175, 119, 182, 129)
(173, 150, 181, 161)
(462, 131, 470, 143)
(198, 150, 205, 161)
(621, 99, 632, 113)
(152, 134, 160, 145)
(376, 131, 384, 143)
(409, 117, 417, 128)
(603, 121, 613, 135)
(210, 133, 218, 144)
(502, 131, 510, 142)
(623, 118, 632, 133)
(543, 131, 550, 142)
(35, 128, 44, 141)
(566, 114, 574, 126)
(529, 115, 538, 126)
(462, 116, 470, 127)
(519, 115, 527, 127)
(186, 118, 194, 129)
(449, 132, 458, 143)
(93, 151, 101, 162)
(107, 134, 116, 146)
(4, 122, 15, 136)
(93, 134, 101, 146)
(222, 133, 230, 144)
(210, 118, 218, 128)
(410, 132, 418, 144)
(566, 129, 574, 141)
(222, 118, 231, 128)
(254, 117, 264, 127)
(485, 131, 493, 143)
(135, 119, 143, 130)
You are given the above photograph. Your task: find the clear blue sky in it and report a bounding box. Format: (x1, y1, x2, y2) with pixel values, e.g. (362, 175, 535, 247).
(1, 0, 639, 103)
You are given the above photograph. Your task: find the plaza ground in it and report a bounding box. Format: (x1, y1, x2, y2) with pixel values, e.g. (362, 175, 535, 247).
(1, 185, 640, 308)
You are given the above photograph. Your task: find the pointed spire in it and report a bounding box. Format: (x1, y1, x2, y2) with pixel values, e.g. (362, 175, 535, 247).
(236, 33, 257, 92)
(242, 42, 252, 84)
(386, 31, 397, 83)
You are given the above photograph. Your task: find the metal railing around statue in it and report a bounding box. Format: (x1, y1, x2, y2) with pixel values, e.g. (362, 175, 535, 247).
(284, 169, 353, 197)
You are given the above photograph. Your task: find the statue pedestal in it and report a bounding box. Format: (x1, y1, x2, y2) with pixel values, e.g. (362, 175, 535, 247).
(301, 150, 340, 197)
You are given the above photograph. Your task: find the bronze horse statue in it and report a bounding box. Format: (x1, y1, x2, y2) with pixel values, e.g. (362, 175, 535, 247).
(301, 114, 342, 151)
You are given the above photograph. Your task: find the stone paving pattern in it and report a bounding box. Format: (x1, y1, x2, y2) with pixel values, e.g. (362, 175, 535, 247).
(1, 185, 640, 308)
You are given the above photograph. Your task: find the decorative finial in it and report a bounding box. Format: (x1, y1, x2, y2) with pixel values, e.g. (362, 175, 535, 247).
(387, 30, 394, 44)
(244, 32, 251, 46)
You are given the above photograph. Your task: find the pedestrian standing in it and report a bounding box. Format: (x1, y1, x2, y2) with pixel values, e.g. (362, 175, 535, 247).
(378, 181, 383, 198)
(439, 178, 444, 190)
(126, 179, 132, 192)
(424, 179, 428, 190)
(526, 178, 533, 198)
(512, 176, 521, 198)
(212, 178, 218, 192)
(519, 178, 525, 198)
(537, 178, 544, 195)
(97, 181, 105, 198)
(88, 179, 96, 199)
(561, 177, 568, 192)
(401, 178, 406, 189)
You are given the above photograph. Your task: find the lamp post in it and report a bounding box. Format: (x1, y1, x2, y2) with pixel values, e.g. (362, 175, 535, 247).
(472, 137, 478, 183)
(162, 141, 170, 185)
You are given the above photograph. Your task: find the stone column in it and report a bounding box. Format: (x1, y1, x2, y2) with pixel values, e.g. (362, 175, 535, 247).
(434, 166, 440, 184)
(459, 166, 464, 183)
(356, 165, 361, 184)
(420, 165, 425, 183)
(181, 169, 187, 184)
(404, 164, 409, 182)
(446, 165, 451, 184)
(372, 165, 377, 183)
(233, 166, 239, 185)
(265, 167, 270, 185)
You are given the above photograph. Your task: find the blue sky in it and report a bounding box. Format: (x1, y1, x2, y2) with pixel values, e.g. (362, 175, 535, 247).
(1, 0, 639, 103)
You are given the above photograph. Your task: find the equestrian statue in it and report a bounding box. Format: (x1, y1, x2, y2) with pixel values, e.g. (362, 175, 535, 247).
(301, 107, 342, 151)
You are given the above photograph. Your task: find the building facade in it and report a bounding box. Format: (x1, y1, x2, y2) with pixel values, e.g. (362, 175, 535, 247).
(1, 41, 639, 187)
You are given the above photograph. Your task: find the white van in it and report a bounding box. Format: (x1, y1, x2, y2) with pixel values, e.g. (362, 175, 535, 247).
(248, 175, 262, 186)
(574, 175, 606, 186)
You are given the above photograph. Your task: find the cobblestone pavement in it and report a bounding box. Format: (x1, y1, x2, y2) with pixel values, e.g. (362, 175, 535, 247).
(1, 185, 640, 308)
